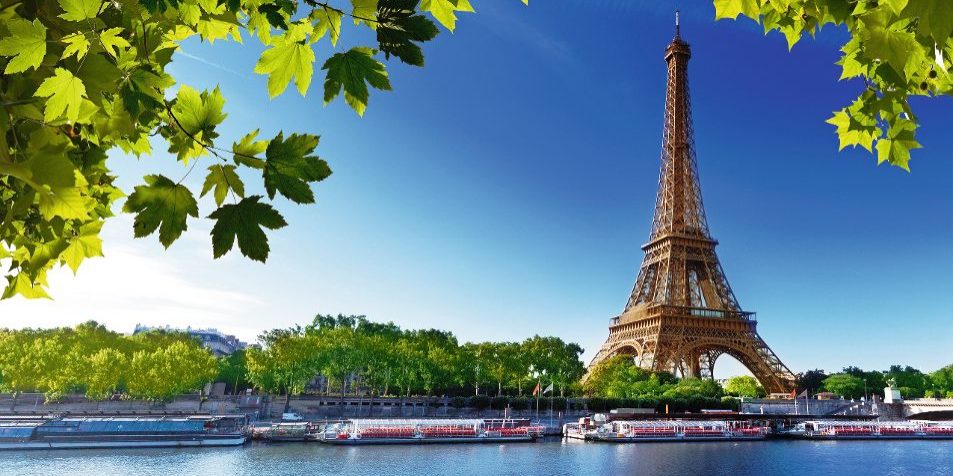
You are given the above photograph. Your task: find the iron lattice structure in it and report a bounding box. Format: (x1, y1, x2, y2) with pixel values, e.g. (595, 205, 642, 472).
(588, 26, 796, 393)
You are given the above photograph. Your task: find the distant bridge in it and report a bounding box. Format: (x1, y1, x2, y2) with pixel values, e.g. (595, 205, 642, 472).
(896, 399, 953, 420)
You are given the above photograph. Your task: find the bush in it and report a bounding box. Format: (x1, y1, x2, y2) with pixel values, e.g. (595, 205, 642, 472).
(491, 396, 509, 410)
(511, 397, 529, 410)
(450, 396, 467, 409)
(470, 395, 490, 410)
(588, 397, 606, 412)
(551, 397, 567, 411)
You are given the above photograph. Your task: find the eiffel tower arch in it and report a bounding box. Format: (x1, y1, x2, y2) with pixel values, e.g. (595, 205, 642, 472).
(588, 18, 796, 394)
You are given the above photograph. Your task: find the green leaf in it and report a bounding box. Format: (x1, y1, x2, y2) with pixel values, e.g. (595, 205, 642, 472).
(875, 118, 921, 170)
(713, 0, 760, 20)
(201, 164, 245, 206)
(209, 196, 288, 262)
(263, 132, 331, 204)
(2, 274, 50, 300)
(882, 0, 910, 16)
(312, 7, 344, 47)
(826, 109, 877, 152)
(861, 18, 922, 81)
(58, 0, 103, 21)
(253, 24, 315, 98)
(906, 0, 953, 44)
(99, 27, 131, 58)
(233, 129, 268, 169)
(122, 175, 199, 248)
(34, 68, 88, 123)
(38, 186, 90, 220)
(0, 18, 47, 74)
(24, 147, 78, 188)
(60, 221, 104, 274)
(61, 33, 91, 60)
(378, 0, 440, 66)
(322, 47, 392, 116)
(420, 0, 468, 32)
(351, 0, 379, 29)
(168, 85, 227, 161)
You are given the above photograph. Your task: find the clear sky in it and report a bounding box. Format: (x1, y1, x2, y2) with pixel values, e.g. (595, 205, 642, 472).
(1, 0, 951, 378)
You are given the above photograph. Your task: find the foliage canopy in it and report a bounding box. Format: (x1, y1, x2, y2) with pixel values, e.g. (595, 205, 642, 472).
(0, 0, 525, 299)
(714, 0, 953, 170)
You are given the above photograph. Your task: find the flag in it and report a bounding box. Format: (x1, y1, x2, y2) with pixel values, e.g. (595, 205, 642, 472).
(543, 383, 554, 395)
(797, 389, 809, 398)
(532, 381, 541, 396)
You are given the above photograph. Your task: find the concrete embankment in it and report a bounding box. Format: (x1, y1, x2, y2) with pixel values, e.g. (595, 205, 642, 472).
(0, 393, 587, 423)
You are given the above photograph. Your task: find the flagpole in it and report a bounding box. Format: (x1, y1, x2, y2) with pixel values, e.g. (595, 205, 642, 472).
(535, 379, 540, 424)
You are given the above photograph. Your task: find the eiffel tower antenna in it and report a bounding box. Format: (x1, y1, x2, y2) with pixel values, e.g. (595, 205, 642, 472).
(675, 9, 681, 38)
(586, 26, 796, 393)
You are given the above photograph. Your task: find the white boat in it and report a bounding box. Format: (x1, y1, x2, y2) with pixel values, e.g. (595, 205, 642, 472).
(783, 420, 953, 440)
(318, 418, 541, 445)
(580, 419, 769, 442)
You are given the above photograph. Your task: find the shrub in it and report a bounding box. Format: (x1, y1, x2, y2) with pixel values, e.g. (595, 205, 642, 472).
(491, 396, 509, 410)
(450, 396, 468, 409)
(588, 397, 606, 412)
(470, 395, 491, 410)
(551, 397, 567, 411)
(511, 397, 529, 410)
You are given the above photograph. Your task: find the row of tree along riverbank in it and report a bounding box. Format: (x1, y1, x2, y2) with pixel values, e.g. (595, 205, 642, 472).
(1, 317, 951, 405)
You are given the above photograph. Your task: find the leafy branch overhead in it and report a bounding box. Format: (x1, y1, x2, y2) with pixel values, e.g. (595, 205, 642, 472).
(713, 0, 953, 170)
(0, 0, 527, 300)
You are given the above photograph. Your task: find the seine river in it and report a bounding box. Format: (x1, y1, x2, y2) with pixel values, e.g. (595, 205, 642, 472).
(2, 439, 952, 475)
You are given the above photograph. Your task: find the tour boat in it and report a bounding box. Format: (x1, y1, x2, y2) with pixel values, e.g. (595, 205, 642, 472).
(0, 415, 247, 450)
(317, 418, 542, 445)
(568, 419, 769, 442)
(783, 420, 953, 440)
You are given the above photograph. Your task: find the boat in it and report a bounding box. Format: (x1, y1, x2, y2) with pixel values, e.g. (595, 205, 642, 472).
(568, 418, 769, 442)
(0, 415, 247, 450)
(317, 418, 542, 445)
(782, 420, 953, 440)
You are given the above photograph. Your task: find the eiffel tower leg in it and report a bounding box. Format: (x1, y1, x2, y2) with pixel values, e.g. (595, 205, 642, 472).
(687, 351, 701, 379)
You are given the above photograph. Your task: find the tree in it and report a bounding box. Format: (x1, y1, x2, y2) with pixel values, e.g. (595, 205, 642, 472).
(714, 0, 953, 171)
(724, 375, 765, 398)
(797, 368, 828, 393)
(125, 340, 217, 401)
(216, 349, 249, 395)
(930, 364, 953, 395)
(822, 373, 865, 399)
(0, 0, 527, 299)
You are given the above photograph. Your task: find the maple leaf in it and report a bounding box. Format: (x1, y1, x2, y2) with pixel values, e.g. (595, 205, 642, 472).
(209, 196, 288, 262)
(122, 175, 199, 248)
(0, 19, 47, 74)
(34, 68, 88, 123)
(254, 23, 315, 97)
(263, 132, 331, 204)
(322, 47, 392, 116)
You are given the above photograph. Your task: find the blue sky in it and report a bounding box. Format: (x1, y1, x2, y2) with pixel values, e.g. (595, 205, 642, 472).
(3, 0, 951, 378)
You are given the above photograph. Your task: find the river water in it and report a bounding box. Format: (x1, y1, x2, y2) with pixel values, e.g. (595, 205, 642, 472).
(2, 439, 952, 476)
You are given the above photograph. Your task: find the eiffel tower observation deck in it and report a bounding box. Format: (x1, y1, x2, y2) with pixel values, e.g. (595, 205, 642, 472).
(588, 14, 796, 393)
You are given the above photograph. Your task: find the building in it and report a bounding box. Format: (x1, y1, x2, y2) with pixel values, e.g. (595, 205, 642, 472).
(132, 324, 248, 356)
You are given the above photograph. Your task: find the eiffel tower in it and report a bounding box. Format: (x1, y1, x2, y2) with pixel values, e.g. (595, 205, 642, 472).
(588, 15, 796, 393)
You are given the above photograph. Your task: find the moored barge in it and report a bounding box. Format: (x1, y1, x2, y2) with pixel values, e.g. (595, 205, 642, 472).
(783, 420, 953, 440)
(0, 415, 247, 450)
(318, 418, 542, 445)
(565, 417, 769, 442)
